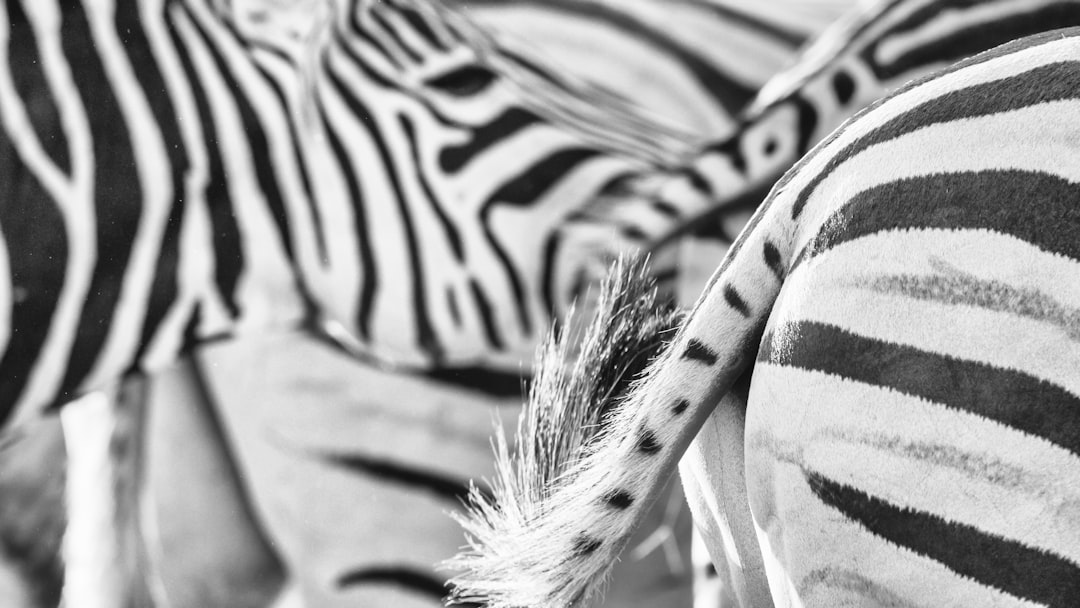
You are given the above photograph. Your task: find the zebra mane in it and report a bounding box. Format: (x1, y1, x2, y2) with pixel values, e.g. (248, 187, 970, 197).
(448, 256, 683, 607)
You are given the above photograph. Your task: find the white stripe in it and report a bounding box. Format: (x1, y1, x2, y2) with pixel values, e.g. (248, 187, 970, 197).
(778, 229, 1080, 397)
(747, 364, 1080, 570)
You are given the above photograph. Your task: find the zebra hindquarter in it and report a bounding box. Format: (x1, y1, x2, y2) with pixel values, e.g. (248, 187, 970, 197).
(744, 210, 1080, 607)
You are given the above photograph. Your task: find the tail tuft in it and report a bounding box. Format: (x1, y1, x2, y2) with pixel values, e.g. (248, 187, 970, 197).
(447, 256, 681, 607)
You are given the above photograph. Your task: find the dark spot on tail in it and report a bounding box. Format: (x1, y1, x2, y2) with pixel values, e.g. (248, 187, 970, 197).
(763, 240, 784, 280)
(683, 339, 718, 365)
(573, 536, 603, 557)
(637, 427, 662, 454)
(705, 562, 718, 578)
(672, 398, 690, 415)
(603, 490, 634, 510)
(723, 284, 751, 317)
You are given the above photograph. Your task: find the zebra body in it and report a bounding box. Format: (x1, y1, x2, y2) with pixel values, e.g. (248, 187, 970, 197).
(451, 28, 1080, 608)
(570, 0, 1080, 255)
(445, 0, 858, 139)
(0, 0, 686, 429)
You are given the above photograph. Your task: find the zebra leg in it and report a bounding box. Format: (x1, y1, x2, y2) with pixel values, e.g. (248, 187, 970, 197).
(59, 391, 139, 608)
(137, 354, 286, 608)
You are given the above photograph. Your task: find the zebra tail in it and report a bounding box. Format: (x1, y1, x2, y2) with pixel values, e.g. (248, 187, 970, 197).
(448, 204, 790, 607)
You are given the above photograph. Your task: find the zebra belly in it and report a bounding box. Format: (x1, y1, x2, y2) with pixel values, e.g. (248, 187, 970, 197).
(743, 229, 1080, 607)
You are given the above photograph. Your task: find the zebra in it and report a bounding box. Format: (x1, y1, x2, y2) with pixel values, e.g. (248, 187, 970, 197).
(562, 0, 1080, 281)
(443, 0, 858, 139)
(0, 0, 699, 604)
(450, 26, 1080, 608)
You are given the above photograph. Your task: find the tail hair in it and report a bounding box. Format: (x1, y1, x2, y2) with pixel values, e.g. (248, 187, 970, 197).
(447, 256, 682, 607)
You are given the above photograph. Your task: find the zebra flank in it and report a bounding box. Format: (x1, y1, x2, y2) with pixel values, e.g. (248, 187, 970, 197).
(450, 28, 1080, 608)
(0, 0, 697, 425)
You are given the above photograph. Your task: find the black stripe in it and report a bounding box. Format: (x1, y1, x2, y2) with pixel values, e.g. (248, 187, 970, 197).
(400, 114, 464, 261)
(672, 398, 690, 415)
(762, 241, 784, 280)
(423, 64, 498, 98)
(603, 489, 634, 510)
(168, 12, 244, 318)
(480, 147, 601, 336)
(326, 63, 443, 359)
(871, 3, 1080, 81)
(683, 339, 718, 365)
(124, 2, 189, 366)
(446, 285, 462, 327)
(652, 199, 682, 219)
(420, 366, 528, 398)
(636, 426, 662, 454)
(438, 108, 542, 174)
(831, 70, 855, 106)
(319, 101, 377, 342)
(314, 449, 490, 505)
(469, 278, 504, 351)
(793, 61, 1080, 218)
(7, 0, 70, 174)
(0, 143, 68, 421)
(185, 9, 296, 263)
(808, 471, 1080, 607)
(804, 170, 1080, 264)
(760, 321, 1080, 458)
(58, 2, 143, 400)
(573, 535, 603, 557)
(723, 284, 751, 317)
(336, 566, 445, 597)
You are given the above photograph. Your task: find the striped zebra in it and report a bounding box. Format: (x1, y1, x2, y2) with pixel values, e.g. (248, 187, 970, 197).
(564, 0, 1080, 277)
(450, 26, 1080, 608)
(0, 0, 692, 428)
(0, 0, 696, 605)
(444, 0, 858, 139)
